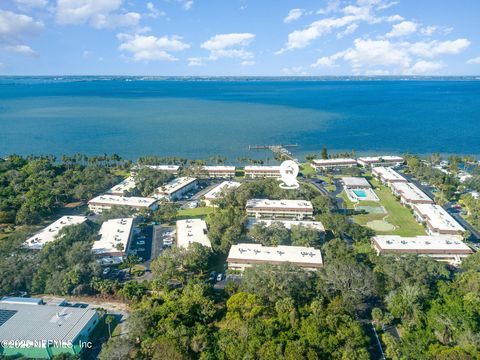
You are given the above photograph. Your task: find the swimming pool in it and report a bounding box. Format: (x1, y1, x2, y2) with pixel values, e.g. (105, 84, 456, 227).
(352, 189, 367, 198)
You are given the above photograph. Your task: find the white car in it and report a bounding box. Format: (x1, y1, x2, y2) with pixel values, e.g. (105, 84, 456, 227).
(137, 240, 145, 245)
(137, 247, 145, 252)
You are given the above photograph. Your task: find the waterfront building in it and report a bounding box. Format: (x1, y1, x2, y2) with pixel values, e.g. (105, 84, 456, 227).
(357, 156, 404, 168)
(246, 199, 314, 220)
(176, 219, 211, 248)
(244, 165, 281, 178)
(145, 164, 181, 174)
(227, 243, 323, 271)
(92, 218, 134, 264)
(153, 177, 198, 201)
(201, 166, 236, 179)
(24, 216, 87, 250)
(413, 203, 465, 236)
(88, 195, 158, 213)
(203, 181, 241, 206)
(310, 158, 357, 170)
(372, 235, 472, 265)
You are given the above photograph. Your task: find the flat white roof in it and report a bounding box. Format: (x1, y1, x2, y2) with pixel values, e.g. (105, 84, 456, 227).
(373, 235, 472, 253)
(391, 182, 432, 203)
(25, 216, 87, 250)
(246, 199, 314, 211)
(244, 165, 281, 171)
(155, 176, 197, 196)
(146, 165, 180, 171)
(202, 166, 236, 171)
(358, 155, 404, 164)
(228, 243, 323, 267)
(342, 177, 371, 188)
(248, 219, 325, 232)
(92, 218, 134, 256)
(89, 195, 157, 208)
(107, 176, 136, 195)
(176, 219, 211, 248)
(312, 158, 356, 165)
(372, 167, 407, 182)
(414, 204, 465, 233)
(204, 181, 241, 200)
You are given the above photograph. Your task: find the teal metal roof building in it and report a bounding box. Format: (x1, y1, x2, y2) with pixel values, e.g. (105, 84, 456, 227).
(0, 299, 99, 359)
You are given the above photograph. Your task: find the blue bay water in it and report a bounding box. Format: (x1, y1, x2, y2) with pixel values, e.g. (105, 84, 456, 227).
(0, 77, 479, 161)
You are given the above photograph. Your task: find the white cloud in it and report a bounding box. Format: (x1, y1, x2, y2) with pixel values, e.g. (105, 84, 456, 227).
(14, 0, 48, 9)
(386, 21, 417, 37)
(281, 66, 308, 75)
(146, 2, 165, 18)
(386, 14, 403, 22)
(56, 0, 122, 25)
(420, 25, 437, 36)
(241, 60, 255, 66)
(284, 9, 304, 24)
(91, 12, 140, 29)
(175, 0, 193, 10)
(317, 0, 340, 15)
(188, 57, 203, 66)
(365, 69, 390, 75)
(56, 0, 140, 29)
(117, 33, 190, 62)
(466, 57, 480, 65)
(277, 0, 390, 53)
(201, 33, 255, 60)
(407, 38, 470, 58)
(337, 23, 358, 38)
(0, 10, 44, 42)
(409, 60, 444, 74)
(5, 44, 37, 55)
(312, 37, 470, 74)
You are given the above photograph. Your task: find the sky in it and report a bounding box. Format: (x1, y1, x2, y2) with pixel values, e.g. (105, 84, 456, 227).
(0, 0, 480, 76)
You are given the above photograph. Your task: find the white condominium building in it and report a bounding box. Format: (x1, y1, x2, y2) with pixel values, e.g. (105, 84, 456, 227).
(24, 216, 87, 250)
(311, 158, 357, 170)
(372, 167, 407, 185)
(357, 156, 404, 168)
(203, 181, 241, 206)
(391, 182, 433, 206)
(246, 199, 314, 220)
(341, 177, 371, 189)
(145, 164, 181, 174)
(176, 219, 211, 248)
(227, 243, 323, 271)
(413, 203, 465, 236)
(107, 176, 136, 196)
(201, 166, 236, 179)
(88, 195, 158, 213)
(247, 219, 325, 233)
(244, 165, 281, 178)
(372, 235, 472, 265)
(92, 218, 134, 264)
(153, 177, 198, 201)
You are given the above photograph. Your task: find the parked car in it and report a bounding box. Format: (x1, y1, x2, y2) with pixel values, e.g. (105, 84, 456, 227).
(208, 271, 217, 283)
(216, 273, 223, 282)
(102, 267, 111, 276)
(137, 247, 145, 252)
(137, 240, 145, 245)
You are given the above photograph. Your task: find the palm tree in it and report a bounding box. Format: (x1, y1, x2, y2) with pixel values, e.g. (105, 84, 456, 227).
(105, 315, 115, 338)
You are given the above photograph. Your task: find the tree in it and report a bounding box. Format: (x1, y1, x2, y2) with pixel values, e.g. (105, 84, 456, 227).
(105, 314, 115, 338)
(321, 146, 328, 160)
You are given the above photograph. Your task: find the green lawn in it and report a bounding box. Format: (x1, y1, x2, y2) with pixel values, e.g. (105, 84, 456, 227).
(339, 181, 426, 236)
(300, 163, 316, 176)
(177, 206, 215, 219)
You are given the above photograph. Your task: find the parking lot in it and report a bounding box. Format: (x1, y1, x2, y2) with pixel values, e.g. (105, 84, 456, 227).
(129, 224, 153, 262)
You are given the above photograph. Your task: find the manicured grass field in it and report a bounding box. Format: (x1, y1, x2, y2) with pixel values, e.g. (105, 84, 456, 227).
(177, 206, 215, 219)
(340, 180, 426, 236)
(300, 163, 316, 176)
